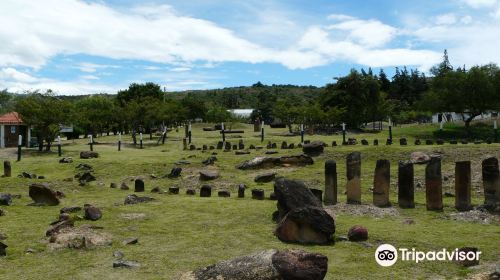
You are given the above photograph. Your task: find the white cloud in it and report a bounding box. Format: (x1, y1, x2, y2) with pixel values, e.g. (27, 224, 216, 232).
(435, 13, 457, 25)
(326, 18, 397, 47)
(0, 67, 38, 83)
(80, 75, 99, 80)
(76, 63, 120, 73)
(461, 0, 497, 8)
(170, 67, 191, 72)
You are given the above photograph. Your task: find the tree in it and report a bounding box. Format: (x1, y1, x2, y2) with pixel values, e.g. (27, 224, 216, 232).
(205, 106, 232, 123)
(15, 91, 73, 151)
(425, 63, 500, 133)
(75, 95, 115, 136)
(116, 82, 163, 106)
(272, 98, 301, 133)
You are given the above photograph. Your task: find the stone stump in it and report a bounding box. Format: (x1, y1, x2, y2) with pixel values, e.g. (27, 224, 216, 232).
(134, 179, 145, 192)
(373, 139, 378, 146)
(238, 184, 246, 198)
(398, 161, 415, 208)
(3, 161, 11, 177)
(183, 138, 187, 150)
(252, 189, 265, 200)
(200, 185, 212, 197)
(455, 161, 472, 211)
(216, 141, 223, 149)
(373, 159, 391, 207)
(224, 142, 231, 151)
(425, 157, 443, 211)
(324, 160, 337, 205)
(346, 152, 361, 204)
(309, 188, 323, 203)
(482, 157, 499, 211)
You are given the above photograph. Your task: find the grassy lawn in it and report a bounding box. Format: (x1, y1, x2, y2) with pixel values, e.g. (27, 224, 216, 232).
(0, 123, 499, 279)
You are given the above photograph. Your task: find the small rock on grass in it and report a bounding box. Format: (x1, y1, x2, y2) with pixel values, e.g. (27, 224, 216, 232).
(123, 237, 138, 245)
(113, 260, 140, 268)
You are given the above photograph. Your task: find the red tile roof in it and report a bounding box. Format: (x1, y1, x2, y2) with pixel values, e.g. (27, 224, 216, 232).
(0, 112, 24, 125)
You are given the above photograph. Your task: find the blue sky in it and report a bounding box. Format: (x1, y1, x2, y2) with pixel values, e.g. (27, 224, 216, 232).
(0, 0, 499, 94)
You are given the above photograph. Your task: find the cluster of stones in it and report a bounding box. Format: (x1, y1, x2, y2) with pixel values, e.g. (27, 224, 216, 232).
(323, 152, 499, 212)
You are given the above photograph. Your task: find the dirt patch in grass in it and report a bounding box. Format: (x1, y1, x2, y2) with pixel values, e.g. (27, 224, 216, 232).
(445, 210, 500, 225)
(326, 203, 400, 218)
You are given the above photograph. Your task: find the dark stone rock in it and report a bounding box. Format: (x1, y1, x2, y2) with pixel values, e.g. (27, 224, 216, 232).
(237, 184, 246, 198)
(361, 139, 369, 145)
(0, 194, 12, 206)
(202, 156, 217, 165)
(224, 142, 231, 150)
(331, 141, 337, 146)
(216, 141, 224, 149)
(80, 151, 99, 159)
(288, 143, 295, 149)
(189, 144, 196, 151)
(186, 188, 196, 195)
(151, 186, 161, 193)
(386, 138, 392, 145)
(0, 209, 5, 216)
(265, 150, 278, 155)
(110, 182, 117, 188)
(76, 171, 96, 186)
(202, 145, 208, 151)
(59, 157, 73, 163)
(347, 225, 368, 241)
(134, 179, 145, 192)
(436, 139, 444, 145)
(113, 260, 140, 268)
(302, 141, 325, 156)
(19, 172, 37, 179)
(218, 190, 230, 197)
(415, 139, 421, 145)
(271, 143, 277, 149)
(60, 206, 82, 214)
(254, 172, 277, 183)
(235, 150, 250, 155)
(46, 219, 74, 237)
(3, 161, 11, 177)
(273, 178, 321, 221)
(199, 170, 219, 181)
(200, 185, 212, 197)
(167, 167, 182, 178)
(168, 187, 179, 194)
(124, 194, 154, 205)
(251, 189, 265, 200)
(275, 206, 335, 244)
(122, 237, 138, 245)
(425, 139, 433, 145)
(281, 141, 288, 149)
(76, 163, 93, 171)
(237, 155, 313, 170)
(29, 183, 60, 206)
(84, 204, 102, 221)
(399, 138, 407, 145)
(184, 249, 327, 280)
(373, 139, 379, 146)
(450, 140, 458, 144)
(232, 144, 238, 150)
(249, 144, 255, 149)
(0, 242, 7, 256)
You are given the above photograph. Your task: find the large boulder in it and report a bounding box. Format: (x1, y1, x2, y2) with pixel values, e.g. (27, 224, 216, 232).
(274, 178, 322, 221)
(0, 242, 6, 256)
(76, 171, 96, 186)
(275, 206, 335, 244)
(80, 151, 99, 159)
(0, 194, 12, 206)
(29, 183, 60, 206)
(124, 194, 154, 205)
(237, 155, 313, 170)
(180, 249, 328, 280)
(199, 170, 219, 181)
(84, 204, 102, 221)
(254, 172, 277, 183)
(302, 141, 325, 156)
(166, 167, 182, 179)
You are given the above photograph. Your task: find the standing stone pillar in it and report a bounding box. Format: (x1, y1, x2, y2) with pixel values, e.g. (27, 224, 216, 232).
(398, 161, 414, 208)
(455, 161, 472, 211)
(134, 179, 145, 192)
(182, 138, 187, 150)
(482, 157, 499, 211)
(346, 152, 361, 204)
(324, 160, 337, 205)
(373, 159, 391, 207)
(3, 161, 11, 177)
(238, 184, 246, 198)
(425, 157, 443, 210)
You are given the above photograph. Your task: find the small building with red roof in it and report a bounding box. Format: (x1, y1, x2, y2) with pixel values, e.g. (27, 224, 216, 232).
(0, 112, 30, 148)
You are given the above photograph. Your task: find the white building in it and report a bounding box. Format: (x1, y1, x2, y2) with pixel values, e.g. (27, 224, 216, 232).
(432, 112, 498, 123)
(227, 109, 254, 118)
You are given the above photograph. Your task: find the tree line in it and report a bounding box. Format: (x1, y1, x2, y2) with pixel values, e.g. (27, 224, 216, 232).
(0, 50, 498, 150)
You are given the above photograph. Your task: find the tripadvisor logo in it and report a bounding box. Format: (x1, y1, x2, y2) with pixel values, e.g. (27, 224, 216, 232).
(375, 244, 481, 267)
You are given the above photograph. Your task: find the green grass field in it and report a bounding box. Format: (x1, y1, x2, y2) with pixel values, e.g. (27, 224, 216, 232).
(0, 123, 499, 279)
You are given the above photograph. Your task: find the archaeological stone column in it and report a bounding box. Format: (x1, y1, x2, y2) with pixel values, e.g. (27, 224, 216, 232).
(455, 161, 472, 211)
(373, 159, 391, 207)
(425, 157, 443, 211)
(398, 161, 414, 208)
(482, 157, 499, 211)
(3, 161, 11, 177)
(324, 160, 337, 205)
(346, 152, 361, 204)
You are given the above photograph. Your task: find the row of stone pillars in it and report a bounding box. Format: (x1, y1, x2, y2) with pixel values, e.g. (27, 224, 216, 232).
(324, 153, 499, 211)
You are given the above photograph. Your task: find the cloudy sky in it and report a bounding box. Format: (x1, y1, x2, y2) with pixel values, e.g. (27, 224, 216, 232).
(0, 0, 499, 94)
